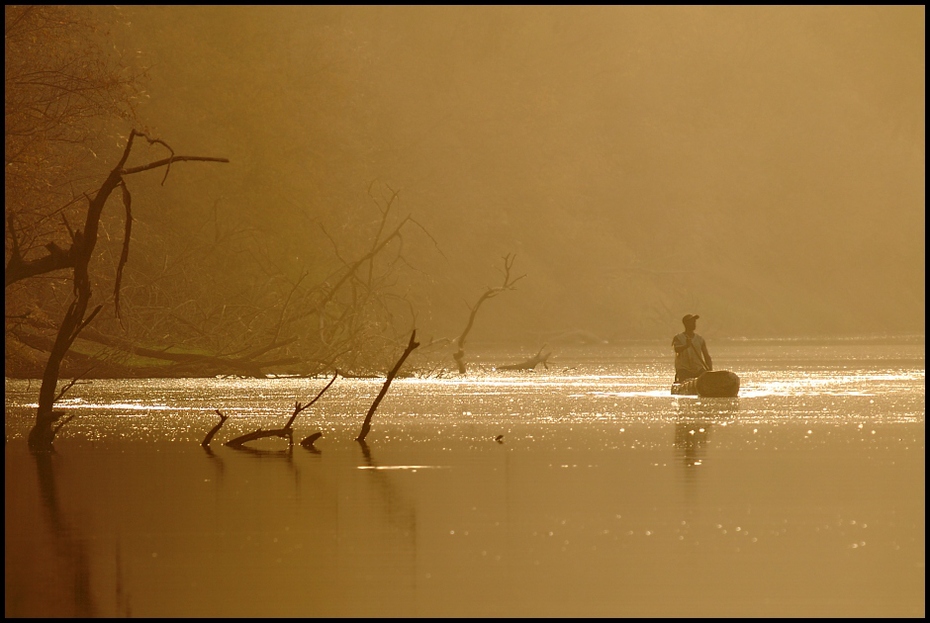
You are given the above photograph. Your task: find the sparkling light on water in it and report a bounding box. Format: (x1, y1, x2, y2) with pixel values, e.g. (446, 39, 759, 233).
(3, 340, 924, 617)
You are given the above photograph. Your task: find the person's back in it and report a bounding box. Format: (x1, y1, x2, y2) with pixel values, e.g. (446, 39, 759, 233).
(672, 314, 712, 382)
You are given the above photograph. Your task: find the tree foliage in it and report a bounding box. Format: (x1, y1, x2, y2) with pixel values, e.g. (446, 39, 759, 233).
(5, 7, 436, 380)
(5, 5, 148, 376)
(5, 5, 145, 261)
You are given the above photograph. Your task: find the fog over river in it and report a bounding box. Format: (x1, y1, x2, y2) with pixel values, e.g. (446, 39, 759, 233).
(104, 5, 924, 342)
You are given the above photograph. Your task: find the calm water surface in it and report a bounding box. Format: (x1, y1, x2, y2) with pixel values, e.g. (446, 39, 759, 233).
(5, 339, 925, 617)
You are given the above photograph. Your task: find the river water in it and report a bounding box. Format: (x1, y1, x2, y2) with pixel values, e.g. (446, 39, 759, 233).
(4, 338, 925, 617)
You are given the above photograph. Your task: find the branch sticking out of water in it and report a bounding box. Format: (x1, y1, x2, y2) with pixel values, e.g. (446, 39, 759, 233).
(201, 409, 229, 448)
(453, 254, 524, 373)
(299, 431, 323, 453)
(356, 329, 420, 443)
(203, 373, 337, 450)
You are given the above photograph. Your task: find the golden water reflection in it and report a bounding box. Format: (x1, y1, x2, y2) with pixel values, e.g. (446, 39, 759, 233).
(4, 342, 925, 617)
(5, 421, 922, 617)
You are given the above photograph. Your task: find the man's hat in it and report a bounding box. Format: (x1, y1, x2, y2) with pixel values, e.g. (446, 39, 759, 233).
(682, 314, 699, 324)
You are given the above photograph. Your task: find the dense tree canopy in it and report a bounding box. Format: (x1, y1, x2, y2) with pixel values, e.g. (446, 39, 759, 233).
(5, 6, 143, 261)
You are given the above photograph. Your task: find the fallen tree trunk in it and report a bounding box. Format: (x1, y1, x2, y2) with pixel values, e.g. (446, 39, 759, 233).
(498, 345, 552, 371)
(79, 328, 300, 377)
(224, 423, 293, 449)
(12, 328, 301, 378)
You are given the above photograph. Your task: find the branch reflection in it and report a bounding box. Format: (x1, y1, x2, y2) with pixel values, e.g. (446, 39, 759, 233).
(356, 439, 417, 587)
(32, 450, 98, 617)
(356, 440, 417, 532)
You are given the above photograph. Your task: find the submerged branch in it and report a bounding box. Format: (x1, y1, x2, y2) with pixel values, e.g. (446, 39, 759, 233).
(223, 373, 337, 450)
(356, 329, 420, 442)
(498, 345, 552, 371)
(201, 409, 229, 448)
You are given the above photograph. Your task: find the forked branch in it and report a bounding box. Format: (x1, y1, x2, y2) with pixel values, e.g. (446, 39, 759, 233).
(453, 254, 525, 373)
(220, 373, 338, 450)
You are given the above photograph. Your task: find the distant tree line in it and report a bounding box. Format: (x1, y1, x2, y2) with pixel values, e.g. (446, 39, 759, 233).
(5, 6, 541, 452)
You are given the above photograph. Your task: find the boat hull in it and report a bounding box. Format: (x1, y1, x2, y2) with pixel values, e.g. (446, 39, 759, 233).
(671, 370, 740, 397)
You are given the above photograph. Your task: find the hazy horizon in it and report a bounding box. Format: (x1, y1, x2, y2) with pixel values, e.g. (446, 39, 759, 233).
(117, 6, 924, 343)
(5, 6, 924, 370)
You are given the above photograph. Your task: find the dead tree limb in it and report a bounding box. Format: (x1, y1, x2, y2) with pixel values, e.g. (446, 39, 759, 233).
(224, 373, 338, 450)
(69, 327, 299, 377)
(453, 254, 525, 373)
(52, 375, 90, 404)
(6, 131, 229, 289)
(25, 130, 228, 451)
(356, 329, 420, 442)
(224, 423, 293, 449)
(201, 409, 230, 447)
(498, 344, 552, 371)
(113, 179, 133, 319)
(299, 431, 323, 452)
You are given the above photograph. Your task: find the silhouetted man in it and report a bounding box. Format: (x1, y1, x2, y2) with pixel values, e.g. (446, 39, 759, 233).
(672, 314, 712, 383)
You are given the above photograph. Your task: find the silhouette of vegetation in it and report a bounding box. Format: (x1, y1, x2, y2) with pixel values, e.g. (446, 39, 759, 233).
(203, 373, 338, 451)
(497, 344, 552, 371)
(6, 5, 143, 380)
(201, 328, 418, 449)
(19, 130, 228, 451)
(5, 6, 144, 273)
(453, 254, 524, 373)
(357, 329, 420, 442)
(6, 7, 442, 383)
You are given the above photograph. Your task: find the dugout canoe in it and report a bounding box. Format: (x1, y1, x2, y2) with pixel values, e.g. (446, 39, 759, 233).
(671, 370, 740, 397)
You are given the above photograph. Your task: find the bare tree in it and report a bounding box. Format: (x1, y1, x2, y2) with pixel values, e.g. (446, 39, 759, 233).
(253, 183, 438, 377)
(20, 131, 228, 451)
(453, 254, 525, 373)
(31, 182, 441, 380)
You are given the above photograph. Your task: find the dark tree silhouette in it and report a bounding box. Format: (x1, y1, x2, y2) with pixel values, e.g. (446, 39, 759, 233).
(356, 329, 420, 442)
(216, 373, 338, 450)
(18, 131, 228, 451)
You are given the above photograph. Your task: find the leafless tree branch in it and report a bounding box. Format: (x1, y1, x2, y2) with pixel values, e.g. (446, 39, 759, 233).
(453, 254, 525, 373)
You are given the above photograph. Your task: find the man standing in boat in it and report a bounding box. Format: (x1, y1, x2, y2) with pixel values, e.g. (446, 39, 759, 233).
(672, 314, 712, 383)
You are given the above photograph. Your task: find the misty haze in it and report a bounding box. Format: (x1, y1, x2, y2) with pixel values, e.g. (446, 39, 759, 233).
(4, 6, 924, 618)
(140, 5, 924, 341)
